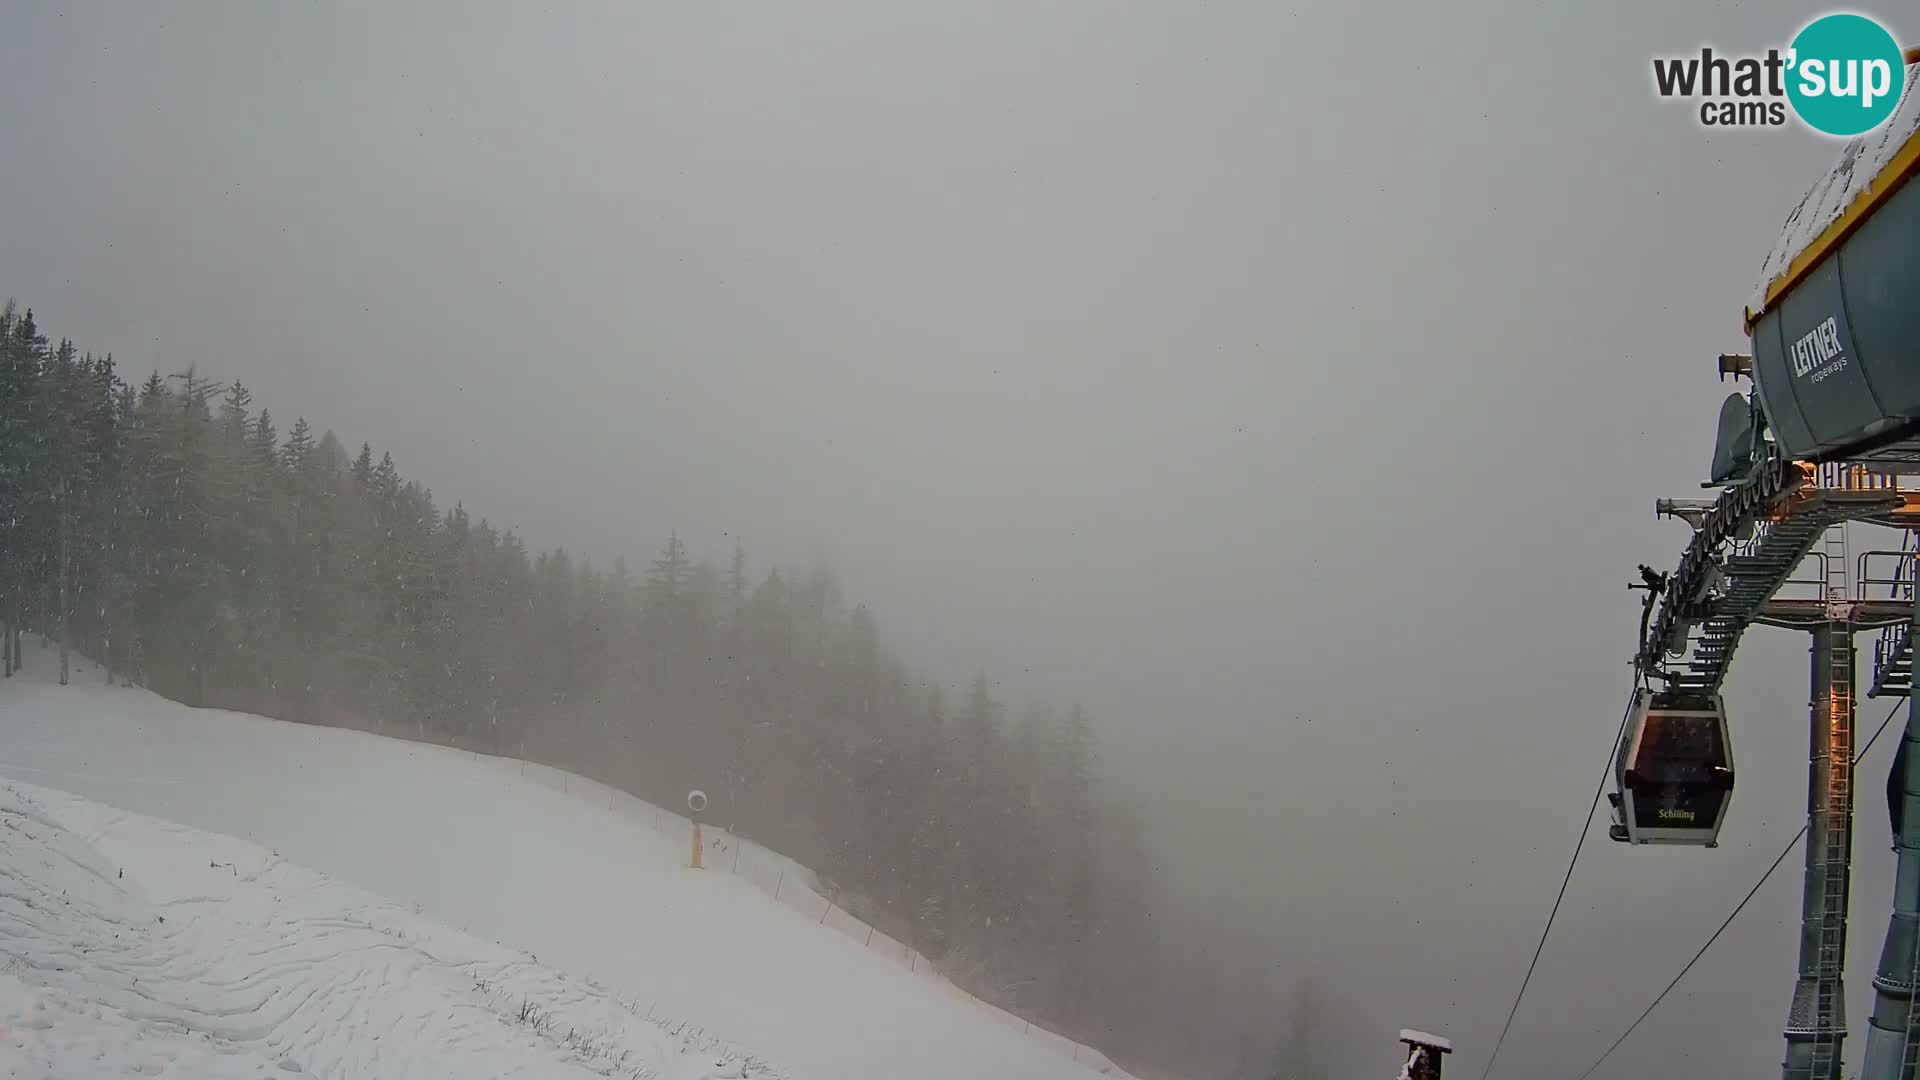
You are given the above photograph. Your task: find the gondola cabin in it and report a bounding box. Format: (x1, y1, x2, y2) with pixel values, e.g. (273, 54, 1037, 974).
(1608, 687, 1735, 846)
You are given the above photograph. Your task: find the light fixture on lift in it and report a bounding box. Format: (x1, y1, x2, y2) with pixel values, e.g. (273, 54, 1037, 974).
(1656, 498, 1718, 529)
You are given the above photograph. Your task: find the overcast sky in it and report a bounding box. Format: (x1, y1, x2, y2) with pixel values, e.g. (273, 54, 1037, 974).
(2, 2, 1904, 1076)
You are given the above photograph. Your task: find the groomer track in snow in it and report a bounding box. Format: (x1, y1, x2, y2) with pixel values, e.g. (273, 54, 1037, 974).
(0, 779, 775, 1079)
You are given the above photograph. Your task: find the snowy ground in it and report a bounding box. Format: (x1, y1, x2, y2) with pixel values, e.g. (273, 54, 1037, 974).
(0, 655, 1129, 1080)
(0, 779, 762, 1079)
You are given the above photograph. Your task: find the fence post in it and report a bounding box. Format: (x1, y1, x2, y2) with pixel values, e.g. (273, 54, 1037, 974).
(686, 791, 707, 870)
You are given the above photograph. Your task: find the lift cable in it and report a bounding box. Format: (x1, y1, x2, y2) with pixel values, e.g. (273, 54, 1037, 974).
(1570, 695, 1910, 1080)
(1479, 685, 1642, 1080)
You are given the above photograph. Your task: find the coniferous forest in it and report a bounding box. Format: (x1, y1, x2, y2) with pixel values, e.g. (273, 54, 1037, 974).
(0, 302, 1228, 1069)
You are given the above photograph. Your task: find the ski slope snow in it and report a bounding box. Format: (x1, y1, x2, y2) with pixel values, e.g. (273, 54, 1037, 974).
(0, 779, 767, 1079)
(0, 655, 1134, 1080)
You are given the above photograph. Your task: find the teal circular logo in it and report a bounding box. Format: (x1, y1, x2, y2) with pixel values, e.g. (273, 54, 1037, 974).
(1786, 13, 1906, 136)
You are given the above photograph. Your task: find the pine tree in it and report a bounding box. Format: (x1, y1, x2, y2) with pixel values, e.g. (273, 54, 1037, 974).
(252, 410, 276, 461)
(0, 308, 50, 671)
(351, 442, 374, 491)
(282, 417, 315, 473)
(219, 380, 252, 446)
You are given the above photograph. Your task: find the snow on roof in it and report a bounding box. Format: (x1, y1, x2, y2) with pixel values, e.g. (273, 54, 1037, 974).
(1750, 67, 1920, 314)
(1399, 1029, 1453, 1052)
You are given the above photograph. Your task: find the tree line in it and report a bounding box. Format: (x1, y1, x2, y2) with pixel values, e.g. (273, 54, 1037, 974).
(0, 302, 1222, 1069)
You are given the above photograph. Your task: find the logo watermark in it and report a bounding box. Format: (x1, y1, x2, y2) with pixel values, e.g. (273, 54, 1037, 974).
(1651, 11, 1906, 136)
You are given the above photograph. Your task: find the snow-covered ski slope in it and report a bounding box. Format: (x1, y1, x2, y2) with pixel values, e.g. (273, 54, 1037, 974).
(0, 779, 770, 1079)
(0, 656, 1136, 1080)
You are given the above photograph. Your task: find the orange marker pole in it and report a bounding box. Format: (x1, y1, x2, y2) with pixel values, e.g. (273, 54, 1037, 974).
(691, 821, 704, 870)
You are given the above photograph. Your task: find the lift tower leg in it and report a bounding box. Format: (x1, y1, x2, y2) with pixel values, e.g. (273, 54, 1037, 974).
(1784, 621, 1857, 1080)
(1859, 596, 1920, 1080)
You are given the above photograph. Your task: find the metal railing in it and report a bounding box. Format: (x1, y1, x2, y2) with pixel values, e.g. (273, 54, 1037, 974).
(1872, 535, 1920, 696)
(1818, 462, 1905, 493)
